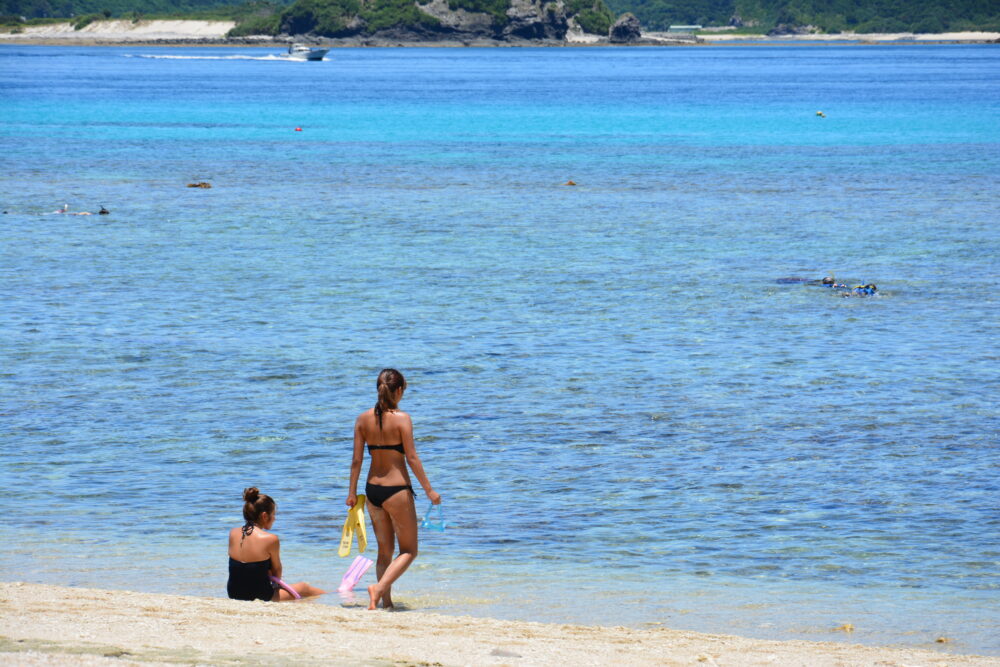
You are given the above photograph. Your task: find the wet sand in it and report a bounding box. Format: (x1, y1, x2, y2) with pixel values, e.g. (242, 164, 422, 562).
(1, 582, 995, 666)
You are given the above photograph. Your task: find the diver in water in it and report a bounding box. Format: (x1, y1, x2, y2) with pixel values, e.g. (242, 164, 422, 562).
(843, 284, 878, 297)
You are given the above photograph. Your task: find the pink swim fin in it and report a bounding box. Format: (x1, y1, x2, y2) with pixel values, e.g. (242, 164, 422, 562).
(338, 555, 374, 593)
(269, 575, 301, 600)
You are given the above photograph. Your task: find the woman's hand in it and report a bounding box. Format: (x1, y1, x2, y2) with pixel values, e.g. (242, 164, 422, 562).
(346, 493, 357, 508)
(427, 490, 441, 505)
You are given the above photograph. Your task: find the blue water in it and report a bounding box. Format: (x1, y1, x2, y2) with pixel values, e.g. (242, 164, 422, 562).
(1, 44, 998, 654)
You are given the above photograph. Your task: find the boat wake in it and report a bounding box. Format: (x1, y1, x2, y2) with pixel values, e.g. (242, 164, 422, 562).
(125, 54, 313, 62)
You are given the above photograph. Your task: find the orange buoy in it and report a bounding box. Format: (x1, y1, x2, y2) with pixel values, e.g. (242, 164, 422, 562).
(564, 180, 576, 186)
(295, 127, 302, 132)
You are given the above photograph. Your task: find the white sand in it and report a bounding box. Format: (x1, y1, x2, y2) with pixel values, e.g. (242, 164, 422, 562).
(565, 29, 602, 44)
(0, 20, 235, 42)
(565, 18, 603, 44)
(1, 582, 995, 666)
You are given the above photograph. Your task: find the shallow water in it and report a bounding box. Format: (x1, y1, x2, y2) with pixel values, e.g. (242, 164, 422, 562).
(1, 44, 998, 654)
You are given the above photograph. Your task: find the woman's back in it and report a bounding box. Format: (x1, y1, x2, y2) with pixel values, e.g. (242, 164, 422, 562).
(228, 525, 274, 562)
(359, 407, 411, 484)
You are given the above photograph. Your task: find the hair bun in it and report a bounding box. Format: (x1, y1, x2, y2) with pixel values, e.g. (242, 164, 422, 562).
(243, 487, 260, 503)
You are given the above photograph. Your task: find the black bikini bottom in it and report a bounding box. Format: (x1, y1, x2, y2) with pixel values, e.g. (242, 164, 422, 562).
(366, 482, 414, 508)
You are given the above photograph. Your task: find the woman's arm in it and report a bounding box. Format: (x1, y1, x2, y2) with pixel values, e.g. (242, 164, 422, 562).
(346, 416, 365, 507)
(400, 413, 441, 504)
(268, 534, 282, 579)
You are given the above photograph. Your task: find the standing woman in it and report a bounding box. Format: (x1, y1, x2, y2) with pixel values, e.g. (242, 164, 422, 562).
(347, 368, 441, 610)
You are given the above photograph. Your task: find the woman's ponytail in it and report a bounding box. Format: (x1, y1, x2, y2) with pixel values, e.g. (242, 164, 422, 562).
(374, 368, 406, 430)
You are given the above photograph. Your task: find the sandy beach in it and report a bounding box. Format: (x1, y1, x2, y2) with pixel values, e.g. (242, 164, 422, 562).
(1, 582, 995, 666)
(0, 19, 237, 43)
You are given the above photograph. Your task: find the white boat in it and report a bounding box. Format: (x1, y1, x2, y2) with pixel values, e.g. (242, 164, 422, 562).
(287, 44, 329, 61)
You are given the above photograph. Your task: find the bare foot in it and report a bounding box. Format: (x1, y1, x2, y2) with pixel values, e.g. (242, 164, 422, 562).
(367, 584, 380, 610)
(381, 586, 393, 609)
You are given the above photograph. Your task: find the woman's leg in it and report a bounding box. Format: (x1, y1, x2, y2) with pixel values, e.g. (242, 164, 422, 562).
(368, 503, 397, 608)
(271, 581, 326, 602)
(291, 582, 325, 598)
(367, 491, 418, 610)
(273, 582, 325, 601)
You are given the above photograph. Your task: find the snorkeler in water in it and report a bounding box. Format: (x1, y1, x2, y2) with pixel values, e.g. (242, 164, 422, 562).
(843, 284, 878, 297)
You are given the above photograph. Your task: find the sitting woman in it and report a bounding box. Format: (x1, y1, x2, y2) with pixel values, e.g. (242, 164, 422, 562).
(227, 487, 325, 601)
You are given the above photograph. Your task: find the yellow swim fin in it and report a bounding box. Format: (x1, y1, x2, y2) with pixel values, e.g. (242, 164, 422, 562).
(353, 495, 367, 554)
(338, 508, 354, 557)
(339, 495, 368, 557)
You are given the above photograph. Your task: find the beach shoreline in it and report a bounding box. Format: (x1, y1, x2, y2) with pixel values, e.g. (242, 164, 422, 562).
(1, 582, 995, 666)
(1, 20, 998, 46)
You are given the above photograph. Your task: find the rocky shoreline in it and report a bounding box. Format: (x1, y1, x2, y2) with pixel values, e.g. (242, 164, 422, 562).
(0, 36, 693, 46)
(1, 20, 997, 46)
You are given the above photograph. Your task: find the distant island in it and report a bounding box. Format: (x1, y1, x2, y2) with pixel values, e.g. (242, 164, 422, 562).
(2, 0, 1000, 45)
(223, 0, 627, 44)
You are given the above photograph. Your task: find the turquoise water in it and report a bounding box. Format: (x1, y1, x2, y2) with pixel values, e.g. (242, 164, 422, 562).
(1, 44, 998, 654)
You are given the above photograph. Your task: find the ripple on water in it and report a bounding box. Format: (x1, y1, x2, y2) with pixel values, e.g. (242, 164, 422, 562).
(2, 44, 999, 655)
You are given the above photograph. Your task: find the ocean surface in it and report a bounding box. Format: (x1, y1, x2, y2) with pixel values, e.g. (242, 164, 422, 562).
(1, 44, 998, 654)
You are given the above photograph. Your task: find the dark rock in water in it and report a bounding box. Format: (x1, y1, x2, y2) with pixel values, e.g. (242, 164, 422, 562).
(609, 12, 641, 43)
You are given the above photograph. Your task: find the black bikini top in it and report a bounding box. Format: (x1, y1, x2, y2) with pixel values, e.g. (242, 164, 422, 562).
(368, 443, 404, 454)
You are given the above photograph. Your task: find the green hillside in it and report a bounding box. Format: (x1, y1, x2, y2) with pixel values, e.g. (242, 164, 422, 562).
(4, 0, 1000, 33)
(1, 0, 258, 19)
(601, 0, 1000, 32)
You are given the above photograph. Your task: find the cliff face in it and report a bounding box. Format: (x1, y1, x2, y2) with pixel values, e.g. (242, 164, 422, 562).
(267, 0, 613, 41)
(501, 0, 570, 40)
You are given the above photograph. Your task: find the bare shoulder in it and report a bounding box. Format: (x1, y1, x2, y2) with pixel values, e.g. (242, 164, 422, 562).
(388, 410, 412, 426)
(390, 411, 413, 439)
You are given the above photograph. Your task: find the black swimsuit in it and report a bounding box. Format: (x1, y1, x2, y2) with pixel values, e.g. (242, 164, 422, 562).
(227, 557, 274, 602)
(366, 443, 415, 508)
